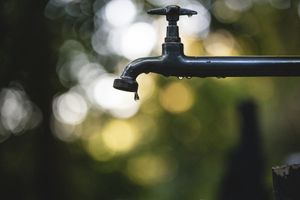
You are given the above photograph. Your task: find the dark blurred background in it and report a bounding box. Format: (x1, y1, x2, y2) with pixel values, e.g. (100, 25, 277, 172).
(1, 0, 300, 199)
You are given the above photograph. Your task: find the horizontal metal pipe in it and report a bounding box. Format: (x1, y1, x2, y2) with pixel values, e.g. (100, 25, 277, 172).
(178, 56, 300, 77)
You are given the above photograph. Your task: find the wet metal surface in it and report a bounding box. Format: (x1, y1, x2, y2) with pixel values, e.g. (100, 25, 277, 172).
(113, 5, 300, 94)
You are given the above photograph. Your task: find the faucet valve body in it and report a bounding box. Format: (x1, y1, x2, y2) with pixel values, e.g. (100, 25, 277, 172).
(148, 5, 197, 43)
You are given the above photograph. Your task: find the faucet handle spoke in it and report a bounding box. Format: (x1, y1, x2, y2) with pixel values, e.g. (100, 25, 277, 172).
(179, 8, 198, 16)
(147, 5, 197, 22)
(147, 7, 167, 15)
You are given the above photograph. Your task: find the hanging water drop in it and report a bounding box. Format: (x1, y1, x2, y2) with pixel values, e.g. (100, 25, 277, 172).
(134, 92, 140, 101)
(178, 77, 183, 80)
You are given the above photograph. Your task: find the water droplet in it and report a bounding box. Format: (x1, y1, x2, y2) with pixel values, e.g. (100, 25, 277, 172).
(134, 92, 140, 101)
(178, 77, 183, 80)
(187, 76, 192, 79)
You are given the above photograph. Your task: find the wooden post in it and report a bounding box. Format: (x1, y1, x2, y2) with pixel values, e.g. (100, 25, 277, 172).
(272, 164, 300, 200)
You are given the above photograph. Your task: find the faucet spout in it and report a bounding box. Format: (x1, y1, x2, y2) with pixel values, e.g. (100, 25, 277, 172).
(113, 56, 164, 92)
(113, 42, 185, 92)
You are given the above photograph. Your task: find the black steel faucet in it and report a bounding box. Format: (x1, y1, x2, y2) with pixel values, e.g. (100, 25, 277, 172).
(113, 5, 300, 99)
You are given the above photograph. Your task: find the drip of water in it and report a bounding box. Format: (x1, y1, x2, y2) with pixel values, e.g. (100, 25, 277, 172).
(178, 77, 183, 80)
(134, 92, 140, 101)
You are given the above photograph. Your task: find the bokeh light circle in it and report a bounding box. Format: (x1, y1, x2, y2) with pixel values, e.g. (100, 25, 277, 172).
(53, 91, 88, 125)
(104, 0, 137, 27)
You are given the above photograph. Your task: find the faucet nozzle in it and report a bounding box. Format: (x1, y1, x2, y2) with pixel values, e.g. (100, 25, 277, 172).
(113, 78, 138, 92)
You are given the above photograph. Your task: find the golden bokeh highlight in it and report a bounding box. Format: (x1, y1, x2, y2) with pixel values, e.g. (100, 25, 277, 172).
(101, 120, 139, 153)
(204, 30, 240, 56)
(136, 74, 156, 101)
(86, 131, 115, 162)
(159, 82, 194, 114)
(182, 35, 205, 56)
(85, 120, 140, 161)
(126, 154, 172, 186)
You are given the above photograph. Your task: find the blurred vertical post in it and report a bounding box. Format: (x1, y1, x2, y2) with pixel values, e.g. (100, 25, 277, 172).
(24, 0, 69, 199)
(0, 0, 69, 199)
(218, 100, 268, 200)
(273, 164, 300, 200)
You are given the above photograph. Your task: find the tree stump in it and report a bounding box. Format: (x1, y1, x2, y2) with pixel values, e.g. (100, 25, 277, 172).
(272, 164, 300, 200)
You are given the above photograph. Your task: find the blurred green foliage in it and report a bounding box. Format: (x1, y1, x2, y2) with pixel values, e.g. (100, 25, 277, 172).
(1, 0, 300, 199)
